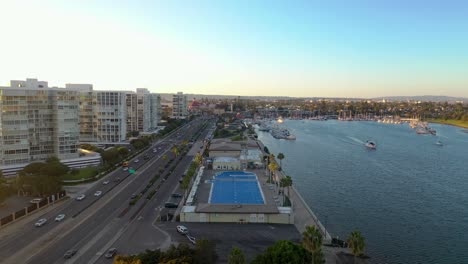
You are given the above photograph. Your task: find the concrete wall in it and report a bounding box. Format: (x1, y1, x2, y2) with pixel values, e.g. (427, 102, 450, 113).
(181, 212, 293, 224)
(209, 150, 240, 157)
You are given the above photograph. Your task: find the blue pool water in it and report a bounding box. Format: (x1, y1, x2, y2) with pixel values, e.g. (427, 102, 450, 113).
(209, 171, 265, 204)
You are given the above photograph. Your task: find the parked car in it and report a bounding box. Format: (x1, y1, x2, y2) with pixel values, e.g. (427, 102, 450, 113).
(102, 180, 110, 185)
(35, 218, 47, 227)
(55, 214, 66, 222)
(76, 194, 86, 201)
(29, 198, 43, 204)
(164, 202, 178, 208)
(176, 225, 188, 234)
(104, 248, 117, 259)
(171, 193, 182, 198)
(63, 250, 77, 259)
(94, 191, 102, 197)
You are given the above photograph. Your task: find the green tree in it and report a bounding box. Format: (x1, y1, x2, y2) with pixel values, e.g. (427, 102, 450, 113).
(194, 153, 203, 166)
(302, 225, 325, 264)
(251, 240, 311, 264)
(113, 255, 142, 264)
(280, 175, 293, 206)
(162, 154, 168, 161)
(268, 162, 279, 184)
(228, 246, 245, 264)
(347, 230, 366, 258)
(194, 239, 217, 264)
(137, 249, 162, 264)
(277, 153, 285, 168)
(101, 148, 121, 165)
(117, 147, 129, 157)
(0, 172, 10, 205)
(171, 146, 180, 158)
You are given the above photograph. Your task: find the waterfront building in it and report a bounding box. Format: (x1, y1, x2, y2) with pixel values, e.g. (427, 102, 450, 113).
(148, 93, 161, 131)
(126, 92, 138, 134)
(0, 79, 82, 175)
(93, 91, 127, 143)
(172, 92, 188, 119)
(65, 83, 95, 142)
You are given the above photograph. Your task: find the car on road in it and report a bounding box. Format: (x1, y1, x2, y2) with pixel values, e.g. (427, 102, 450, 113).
(123, 167, 128, 171)
(35, 218, 47, 227)
(176, 225, 188, 234)
(165, 202, 178, 208)
(29, 198, 43, 204)
(130, 194, 137, 199)
(153, 148, 157, 153)
(76, 194, 86, 201)
(63, 249, 77, 259)
(104, 248, 117, 259)
(102, 180, 110, 185)
(134, 159, 139, 163)
(55, 214, 66, 222)
(94, 191, 102, 197)
(171, 193, 182, 198)
(186, 234, 196, 245)
(114, 177, 121, 182)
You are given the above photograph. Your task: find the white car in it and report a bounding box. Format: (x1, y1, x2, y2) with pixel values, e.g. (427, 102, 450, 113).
(76, 194, 86, 201)
(55, 214, 66, 222)
(94, 191, 102, 197)
(29, 198, 43, 204)
(35, 218, 47, 227)
(123, 167, 128, 171)
(102, 180, 110, 185)
(134, 159, 139, 163)
(176, 225, 188, 235)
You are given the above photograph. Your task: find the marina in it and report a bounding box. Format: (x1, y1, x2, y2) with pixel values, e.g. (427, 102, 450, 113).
(257, 119, 468, 264)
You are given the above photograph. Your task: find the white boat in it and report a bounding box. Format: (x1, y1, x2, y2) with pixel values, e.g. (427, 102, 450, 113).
(435, 140, 443, 146)
(365, 141, 376, 149)
(271, 127, 296, 140)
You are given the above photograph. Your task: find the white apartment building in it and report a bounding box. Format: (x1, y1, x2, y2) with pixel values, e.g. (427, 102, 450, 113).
(126, 92, 138, 133)
(136, 88, 150, 132)
(66, 84, 94, 142)
(172, 92, 188, 119)
(0, 79, 80, 168)
(148, 93, 161, 130)
(93, 91, 127, 142)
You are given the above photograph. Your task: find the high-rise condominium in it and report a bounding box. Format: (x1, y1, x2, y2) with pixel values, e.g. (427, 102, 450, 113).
(0, 79, 80, 167)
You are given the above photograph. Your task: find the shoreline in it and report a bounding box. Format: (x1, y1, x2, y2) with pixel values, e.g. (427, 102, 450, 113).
(256, 138, 331, 241)
(425, 119, 468, 129)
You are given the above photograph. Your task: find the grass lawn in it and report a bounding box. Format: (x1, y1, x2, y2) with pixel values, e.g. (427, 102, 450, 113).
(427, 119, 468, 128)
(62, 167, 99, 181)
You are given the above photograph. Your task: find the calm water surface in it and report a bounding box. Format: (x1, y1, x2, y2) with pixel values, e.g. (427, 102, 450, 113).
(257, 120, 468, 264)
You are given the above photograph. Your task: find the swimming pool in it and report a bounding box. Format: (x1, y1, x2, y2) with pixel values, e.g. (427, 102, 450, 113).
(209, 171, 265, 204)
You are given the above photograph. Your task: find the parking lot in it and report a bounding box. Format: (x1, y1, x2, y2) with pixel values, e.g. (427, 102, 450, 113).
(157, 222, 301, 263)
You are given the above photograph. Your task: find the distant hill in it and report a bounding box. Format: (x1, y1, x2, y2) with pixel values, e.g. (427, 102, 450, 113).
(372, 96, 467, 103)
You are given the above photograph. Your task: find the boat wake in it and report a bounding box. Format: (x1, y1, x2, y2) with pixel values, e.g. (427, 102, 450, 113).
(348, 136, 365, 145)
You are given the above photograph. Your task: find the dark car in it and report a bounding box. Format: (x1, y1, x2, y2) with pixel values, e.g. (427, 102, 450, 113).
(164, 202, 178, 208)
(130, 194, 137, 199)
(63, 250, 77, 259)
(172, 193, 182, 198)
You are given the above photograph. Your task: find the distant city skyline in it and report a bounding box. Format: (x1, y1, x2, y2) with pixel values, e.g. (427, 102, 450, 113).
(1, 1, 467, 98)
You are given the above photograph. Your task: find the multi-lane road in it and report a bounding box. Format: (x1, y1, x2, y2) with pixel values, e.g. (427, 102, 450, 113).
(0, 117, 215, 264)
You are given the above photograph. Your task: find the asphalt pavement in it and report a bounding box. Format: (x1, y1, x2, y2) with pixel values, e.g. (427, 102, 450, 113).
(0, 118, 213, 264)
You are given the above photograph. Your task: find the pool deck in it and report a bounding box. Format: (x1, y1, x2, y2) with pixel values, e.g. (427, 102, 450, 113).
(195, 169, 281, 214)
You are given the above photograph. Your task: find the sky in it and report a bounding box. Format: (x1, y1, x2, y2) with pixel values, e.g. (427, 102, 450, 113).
(0, 0, 467, 98)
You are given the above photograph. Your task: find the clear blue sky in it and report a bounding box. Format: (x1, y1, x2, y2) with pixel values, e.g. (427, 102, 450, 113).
(0, 0, 467, 98)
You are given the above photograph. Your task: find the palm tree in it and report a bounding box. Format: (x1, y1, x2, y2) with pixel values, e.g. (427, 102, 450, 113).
(171, 146, 179, 158)
(302, 225, 325, 264)
(228, 246, 246, 264)
(268, 162, 278, 184)
(280, 175, 293, 206)
(347, 230, 366, 259)
(277, 152, 285, 169)
(195, 152, 203, 166)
